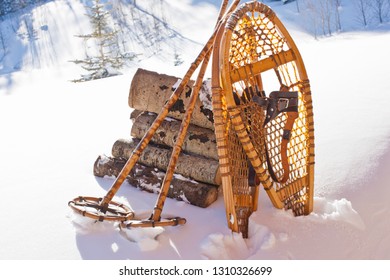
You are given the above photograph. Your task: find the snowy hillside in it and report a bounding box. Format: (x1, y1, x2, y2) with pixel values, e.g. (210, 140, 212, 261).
(1, 0, 390, 273)
(0, 0, 220, 80)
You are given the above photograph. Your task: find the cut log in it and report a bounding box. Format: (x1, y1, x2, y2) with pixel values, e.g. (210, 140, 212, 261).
(129, 68, 214, 130)
(131, 111, 219, 160)
(130, 109, 142, 121)
(112, 138, 221, 185)
(94, 155, 219, 208)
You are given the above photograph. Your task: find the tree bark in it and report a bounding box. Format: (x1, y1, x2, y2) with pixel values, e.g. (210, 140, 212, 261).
(131, 111, 219, 160)
(112, 138, 221, 185)
(128, 68, 214, 130)
(94, 155, 218, 208)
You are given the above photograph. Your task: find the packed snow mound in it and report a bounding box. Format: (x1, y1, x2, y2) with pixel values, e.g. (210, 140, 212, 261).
(201, 224, 277, 259)
(120, 227, 165, 252)
(200, 197, 364, 260)
(310, 198, 365, 230)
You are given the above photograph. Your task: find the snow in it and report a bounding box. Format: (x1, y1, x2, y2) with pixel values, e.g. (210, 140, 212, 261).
(172, 78, 182, 90)
(1, 0, 390, 269)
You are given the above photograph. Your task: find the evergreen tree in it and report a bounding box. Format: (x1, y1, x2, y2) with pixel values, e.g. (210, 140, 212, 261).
(71, 0, 131, 82)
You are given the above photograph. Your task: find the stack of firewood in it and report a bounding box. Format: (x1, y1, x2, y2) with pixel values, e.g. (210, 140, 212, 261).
(93, 68, 221, 208)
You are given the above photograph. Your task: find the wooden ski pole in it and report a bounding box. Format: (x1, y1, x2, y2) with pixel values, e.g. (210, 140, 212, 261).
(150, 50, 213, 221)
(150, 0, 242, 222)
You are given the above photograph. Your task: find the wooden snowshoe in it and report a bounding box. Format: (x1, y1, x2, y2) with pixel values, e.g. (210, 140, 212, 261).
(212, 1, 315, 237)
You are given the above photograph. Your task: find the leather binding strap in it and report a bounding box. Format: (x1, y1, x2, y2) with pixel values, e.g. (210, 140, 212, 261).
(253, 91, 298, 184)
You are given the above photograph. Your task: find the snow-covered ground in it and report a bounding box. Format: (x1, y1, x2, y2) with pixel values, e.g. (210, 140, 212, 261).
(1, 0, 390, 270)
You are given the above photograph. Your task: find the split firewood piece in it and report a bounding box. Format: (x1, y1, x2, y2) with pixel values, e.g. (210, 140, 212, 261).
(112, 138, 221, 185)
(128, 68, 214, 130)
(131, 111, 219, 161)
(94, 155, 219, 208)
